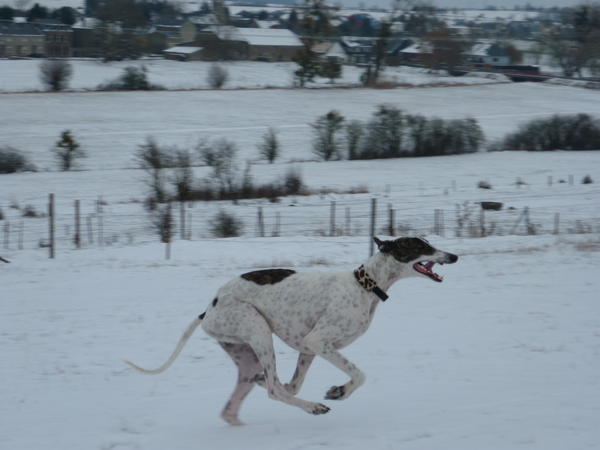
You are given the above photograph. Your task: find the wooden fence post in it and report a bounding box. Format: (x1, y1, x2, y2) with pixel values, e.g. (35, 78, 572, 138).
(18, 220, 24, 250)
(2, 221, 9, 250)
(369, 198, 377, 256)
(388, 204, 395, 236)
(479, 206, 485, 237)
(86, 214, 94, 245)
(345, 207, 351, 236)
(97, 197, 103, 248)
(330, 201, 336, 236)
(180, 201, 185, 240)
(74, 200, 81, 249)
(554, 213, 560, 235)
(257, 207, 265, 237)
(273, 212, 281, 237)
(49, 193, 55, 259)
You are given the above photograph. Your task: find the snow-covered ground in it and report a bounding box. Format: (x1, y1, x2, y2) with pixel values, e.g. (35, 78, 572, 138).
(0, 59, 504, 92)
(2, 234, 600, 450)
(1, 62, 600, 450)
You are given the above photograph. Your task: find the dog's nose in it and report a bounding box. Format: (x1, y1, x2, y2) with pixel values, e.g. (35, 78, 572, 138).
(447, 253, 458, 263)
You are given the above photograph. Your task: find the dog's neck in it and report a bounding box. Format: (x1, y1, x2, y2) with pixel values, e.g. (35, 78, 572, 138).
(361, 252, 409, 293)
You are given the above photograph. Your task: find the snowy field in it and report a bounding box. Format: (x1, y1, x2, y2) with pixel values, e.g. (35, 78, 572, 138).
(2, 234, 600, 450)
(0, 58, 505, 92)
(1, 81, 600, 249)
(1, 69, 600, 449)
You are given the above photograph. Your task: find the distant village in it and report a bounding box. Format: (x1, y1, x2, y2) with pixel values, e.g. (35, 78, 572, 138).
(0, 0, 598, 79)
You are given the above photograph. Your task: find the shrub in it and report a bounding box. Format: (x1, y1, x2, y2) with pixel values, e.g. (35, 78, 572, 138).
(53, 130, 85, 171)
(312, 110, 345, 161)
(207, 64, 228, 89)
(258, 128, 280, 164)
(283, 166, 304, 195)
(197, 138, 239, 192)
(39, 59, 72, 91)
(358, 105, 404, 159)
(345, 120, 365, 160)
(502, 114, 600, 151)
(99, 66, 164, 91)
(210, 210, 244, 238)
(0, 146, 34, 174)
(136, 137, 173, 206)
(22, 205, 44, 218)
(350, 107, 483, 160)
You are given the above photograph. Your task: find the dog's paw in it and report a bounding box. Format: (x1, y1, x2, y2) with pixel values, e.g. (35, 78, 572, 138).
(325, 385, 345, 400)
(310, 403, 331, 415)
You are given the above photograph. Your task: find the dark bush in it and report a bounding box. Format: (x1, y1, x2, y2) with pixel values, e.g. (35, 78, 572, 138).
(98, 66, 164, 91)
(22, 205, 45, 218)
(502, 114, 600, 151)
(283, 166, 304, 195)
(207, 64, 228, 89)
(39, 59, 72, 91)
(210, 210, 244, 238)
(351, 108, 484, 160)
(0, 146, 35, 174)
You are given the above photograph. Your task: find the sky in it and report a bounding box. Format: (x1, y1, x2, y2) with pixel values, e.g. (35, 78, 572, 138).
(2, 0, 586, 10)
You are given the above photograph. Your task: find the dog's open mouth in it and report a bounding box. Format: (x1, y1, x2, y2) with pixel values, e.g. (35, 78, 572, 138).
(413, 261, 443, 282)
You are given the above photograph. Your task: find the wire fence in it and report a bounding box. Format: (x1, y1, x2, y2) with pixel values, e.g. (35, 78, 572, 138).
(2, 190, 599, 258)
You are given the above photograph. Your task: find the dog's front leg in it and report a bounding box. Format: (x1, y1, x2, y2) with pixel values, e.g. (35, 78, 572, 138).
(284, 353, 315, 395)
(302, 334, 365, 401)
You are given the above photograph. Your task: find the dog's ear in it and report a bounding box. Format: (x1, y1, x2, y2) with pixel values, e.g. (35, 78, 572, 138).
(373, 237, 392, 253)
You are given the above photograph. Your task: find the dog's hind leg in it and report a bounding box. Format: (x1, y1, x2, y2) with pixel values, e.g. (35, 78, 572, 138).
(219, 342, 263, 426)
(207, 303, 330, 418)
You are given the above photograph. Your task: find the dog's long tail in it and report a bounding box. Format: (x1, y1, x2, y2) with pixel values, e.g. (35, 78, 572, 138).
(124, 315, 203, 375)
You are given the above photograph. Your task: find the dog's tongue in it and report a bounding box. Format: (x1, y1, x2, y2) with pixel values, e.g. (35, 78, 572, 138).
(415, 261, 443, 282)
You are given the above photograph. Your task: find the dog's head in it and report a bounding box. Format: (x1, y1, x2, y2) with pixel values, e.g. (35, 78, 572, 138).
(373, 236, 458, 282)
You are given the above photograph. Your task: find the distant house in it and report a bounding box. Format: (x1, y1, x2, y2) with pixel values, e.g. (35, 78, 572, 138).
(163, 45, 203, 61)
(339, 36, 375, 65)
(312, 40, 347, 64)
(465, 42, 511, 66)
(34, 19, 73, 57)
(71, 17, 99, 57)
(205, 26, 303, 61)
(397, 42, 432, 64)
(385, 38, 414, 66)
(0, 20, 44, 57)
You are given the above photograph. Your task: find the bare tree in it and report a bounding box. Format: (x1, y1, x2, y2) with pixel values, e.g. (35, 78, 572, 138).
(311, 110, 345, 161)
(171, 149, 194, 202)
(53, 130, 84, 171)
(540, 4, 600, 77)
(257, 128, 280, 163)
(198, 138, 239, 192)
(136, 136, 171, 207)
(39, 59, 72, 91)
(423, 28, 468, 74)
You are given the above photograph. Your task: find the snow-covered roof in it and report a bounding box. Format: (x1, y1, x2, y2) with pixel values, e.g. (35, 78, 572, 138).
(72, 17, 100, 29)
(164, 46, 203, 54)
(400, 42, 432, 54)
(256, 20, 280, 29)
(325, 42, 346, 59)
(212, 26, 302, 47)
(469, 43, 491, 57)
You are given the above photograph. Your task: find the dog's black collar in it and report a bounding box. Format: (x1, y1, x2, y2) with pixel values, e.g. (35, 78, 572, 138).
(353, 265, 389, 302)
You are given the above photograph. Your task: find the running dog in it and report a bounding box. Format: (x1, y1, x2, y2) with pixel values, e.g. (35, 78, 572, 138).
(125, 236, 458, 425)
